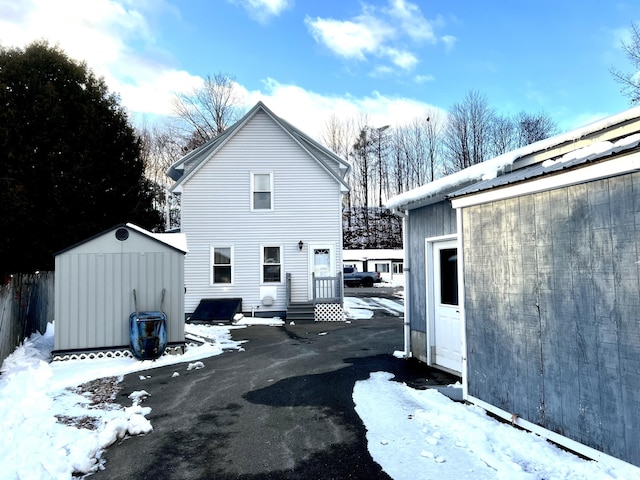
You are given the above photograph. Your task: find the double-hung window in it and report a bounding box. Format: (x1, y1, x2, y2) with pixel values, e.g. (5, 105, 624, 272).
(261, 245, 282, 283)
(251, 172, 273, 210)
(211, 246, 233, 284)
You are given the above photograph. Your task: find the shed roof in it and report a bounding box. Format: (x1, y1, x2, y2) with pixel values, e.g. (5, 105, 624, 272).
(386, 105, 640, 211)
(166, 101, 351, 193)
(450, 133, 640, 198)
(55, 223, 188, 256)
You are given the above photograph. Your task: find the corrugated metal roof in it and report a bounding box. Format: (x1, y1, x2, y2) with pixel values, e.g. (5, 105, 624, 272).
(386, 105, 640, 211)
(450, 134, 640, 198)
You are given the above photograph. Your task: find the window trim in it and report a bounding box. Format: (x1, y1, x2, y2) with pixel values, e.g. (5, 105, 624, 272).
(210, 245, 234, 286)
(251, 172, 274, 211)
(260, 244, 283, 284)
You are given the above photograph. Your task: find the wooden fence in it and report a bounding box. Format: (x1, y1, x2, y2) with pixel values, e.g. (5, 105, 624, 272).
(0, 272, 54, 366)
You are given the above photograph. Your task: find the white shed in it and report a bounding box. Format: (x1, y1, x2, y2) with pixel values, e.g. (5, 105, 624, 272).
(53, 223, 187, 359)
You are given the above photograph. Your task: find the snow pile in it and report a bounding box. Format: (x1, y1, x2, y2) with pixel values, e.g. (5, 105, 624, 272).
(343, 297, 375, 319)
(0, 322, 244, 479)
(233, 315, 285, 326)
(344, 296, 404, 319)
(354, 372, 637, 480)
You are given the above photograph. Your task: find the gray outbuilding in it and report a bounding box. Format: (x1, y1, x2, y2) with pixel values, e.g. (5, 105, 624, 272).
(53, 223, 187, 359)
(388, 106, 640, 470)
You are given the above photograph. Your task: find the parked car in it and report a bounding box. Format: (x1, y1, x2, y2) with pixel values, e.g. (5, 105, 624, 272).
(343, 266, 381, 287)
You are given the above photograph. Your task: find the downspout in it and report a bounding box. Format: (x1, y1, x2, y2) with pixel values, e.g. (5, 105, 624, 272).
(396, 209, 411, 358)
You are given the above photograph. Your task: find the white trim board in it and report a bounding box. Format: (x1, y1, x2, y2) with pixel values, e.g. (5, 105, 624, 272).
(451, 154, 640, 209)
(466, 395, 640, 473)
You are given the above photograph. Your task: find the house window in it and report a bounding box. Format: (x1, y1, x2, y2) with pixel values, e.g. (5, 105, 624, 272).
(211, 246, 233, 284)
(252, 172, 273, 210)
(393, 262, 404, 274)
(375, 263, 390, 273)
(262, 245, 282, 283)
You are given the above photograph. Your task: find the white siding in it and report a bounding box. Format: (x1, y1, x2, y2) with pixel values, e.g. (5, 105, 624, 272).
(54, 229, 185, 352)
(182, 110, 344, 313)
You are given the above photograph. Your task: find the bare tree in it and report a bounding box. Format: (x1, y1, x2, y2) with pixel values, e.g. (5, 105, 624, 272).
(443, 91, 495, 173)
(515, 111, 557, 146)
(137, 121, 189, 229)
(423, 110, 444, 183)
(490, 114, 517, 157)
(611, 22, 640, 104)
(171, 72, 245, 148)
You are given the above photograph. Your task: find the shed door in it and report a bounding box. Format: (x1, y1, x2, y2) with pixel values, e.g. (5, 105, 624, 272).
(432, 239, 462, 372)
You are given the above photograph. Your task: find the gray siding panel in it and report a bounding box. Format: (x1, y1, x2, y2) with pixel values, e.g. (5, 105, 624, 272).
(463, 171, 640, 467)
(406, 201, 457, 336)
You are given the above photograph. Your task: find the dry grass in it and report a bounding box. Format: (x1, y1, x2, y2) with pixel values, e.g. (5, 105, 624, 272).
(55, 376, 123, 430)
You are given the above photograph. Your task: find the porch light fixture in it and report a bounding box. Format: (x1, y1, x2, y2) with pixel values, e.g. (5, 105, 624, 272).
(298, 240, 304, 251)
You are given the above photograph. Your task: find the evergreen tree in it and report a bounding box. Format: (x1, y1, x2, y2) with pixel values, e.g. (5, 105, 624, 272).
(0, 41, 162, 274)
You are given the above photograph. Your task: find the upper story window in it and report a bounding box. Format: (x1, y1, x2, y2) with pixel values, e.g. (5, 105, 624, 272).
(251, 172, 273, 210)
(211, 246, 233, 284)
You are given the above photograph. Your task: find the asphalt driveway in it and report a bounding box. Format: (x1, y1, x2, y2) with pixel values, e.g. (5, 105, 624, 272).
(93, 302, 456, 479)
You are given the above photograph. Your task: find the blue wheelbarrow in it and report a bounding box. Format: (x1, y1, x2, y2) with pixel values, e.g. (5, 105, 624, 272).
(130, 289, 167, 361)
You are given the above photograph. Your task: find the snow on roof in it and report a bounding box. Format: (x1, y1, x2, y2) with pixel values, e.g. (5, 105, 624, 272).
(450, 132, 640, 197)
(125, 223, 188, 253)
(386, 105, 640, 211)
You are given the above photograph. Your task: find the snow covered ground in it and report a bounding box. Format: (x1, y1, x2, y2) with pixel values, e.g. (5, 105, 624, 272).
(1, 298, 638, 479)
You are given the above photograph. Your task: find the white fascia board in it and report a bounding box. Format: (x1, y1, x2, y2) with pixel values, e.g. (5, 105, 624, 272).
(466, 395, 640, 473)
(451, 154, 640, 209)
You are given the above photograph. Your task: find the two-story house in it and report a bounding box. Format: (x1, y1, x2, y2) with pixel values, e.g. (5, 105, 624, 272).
(167, 101, 350, 322)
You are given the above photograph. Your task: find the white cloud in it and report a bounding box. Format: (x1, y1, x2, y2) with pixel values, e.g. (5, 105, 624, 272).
(0, 0, 201, 119)
(441, 35, 457, 53)
(305, 0, 447, 75)
(305, 14, 392, 61)
(246, 78, 444, 140)
(382, 47, 418, 70)
(414, 74, 435, 83)
(230, 0, 293, 23)
(0, 0, 443, 140)
(385, 0, 436, 43)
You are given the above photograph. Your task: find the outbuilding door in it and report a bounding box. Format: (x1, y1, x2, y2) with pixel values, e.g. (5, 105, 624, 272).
(428, 238, 462, 373)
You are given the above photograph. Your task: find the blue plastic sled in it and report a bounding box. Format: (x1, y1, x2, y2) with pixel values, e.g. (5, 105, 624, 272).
(129, 289, 167, 360)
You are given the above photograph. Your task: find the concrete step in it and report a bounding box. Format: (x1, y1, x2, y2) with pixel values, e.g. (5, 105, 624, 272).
(287, 302, 315, 322)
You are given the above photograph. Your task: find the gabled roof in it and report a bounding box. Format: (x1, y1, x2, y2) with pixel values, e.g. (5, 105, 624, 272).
(55, 223, 188, 256)
(167, 101, 351, 193)
(386, 105, 640, 211)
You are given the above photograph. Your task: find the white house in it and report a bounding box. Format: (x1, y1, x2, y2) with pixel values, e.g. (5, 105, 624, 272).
(343, 249, 404, 282)
(167, 101, 350, 321)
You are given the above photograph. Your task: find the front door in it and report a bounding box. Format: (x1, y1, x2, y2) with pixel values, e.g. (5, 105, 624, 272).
(309, 244, 335, 300)
(432, 239, 462, 372)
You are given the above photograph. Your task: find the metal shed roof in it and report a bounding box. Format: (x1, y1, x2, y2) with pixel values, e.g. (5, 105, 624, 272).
(449, 133, 640, 198)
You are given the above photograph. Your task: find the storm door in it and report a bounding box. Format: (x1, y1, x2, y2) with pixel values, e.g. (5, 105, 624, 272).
(431, 239, 462, 372)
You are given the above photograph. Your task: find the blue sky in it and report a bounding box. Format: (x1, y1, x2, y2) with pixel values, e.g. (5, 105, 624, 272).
(1, 0, 638, 138)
